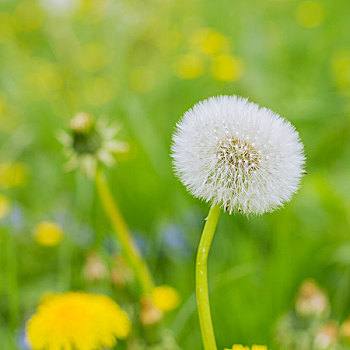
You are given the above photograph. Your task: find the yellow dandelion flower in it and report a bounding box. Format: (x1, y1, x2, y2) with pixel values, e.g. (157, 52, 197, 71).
(27, 292, 131, 350)
(191, 28, 230, 55)
(129, 67, 155, 93)
(295, 1, 325, 28)
(82, 77, 115, 106)
(211, 55, 245, 82)
(0, 162, 29, 189)
(0, 194, 11, 219)
(151, 285, 180, 312)
(173, 54, 204, 79)
(251, 346, 268, 350)
(34, 221, 63, 246)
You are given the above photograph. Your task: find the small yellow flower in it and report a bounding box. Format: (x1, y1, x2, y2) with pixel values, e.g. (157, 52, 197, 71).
(211, 55, 244, 82)
(191, 28, 230, 55)
(173, 54, 204, 79)
(82, 77, 115, 106)
(27, 292, 131, 350)
(0, 162, 29, 189)
(151, 285, 180, 312)
(59, 113, 129, 177)
(295, 1, 325, 28)
(0, 194, 11, 219)
(34, 221, 63, 246)
(332, 50, 350, 96)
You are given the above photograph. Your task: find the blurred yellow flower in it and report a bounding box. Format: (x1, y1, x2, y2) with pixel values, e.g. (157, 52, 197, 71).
(14, 0, 44, 32)
(130, 67, 155, 93)
(174, 54, 204, 79)
(225, 346, 268, 350)
(0, 13, 14, 42)
(332, 50, 350, 96)
(78, 43, 108, 72)
(83, 77, 115, 106)
(0, 162, 29, 189)
(191, 28, 230, 55)
(151, 285, 180, 312)
(59, 113, 129, 177)
(211, 55, 244, 82)
(295, 1, 325, 28)
(0, 194, 11, 220)
(27, 292, 131, 350)
(34, 221, 63, 246)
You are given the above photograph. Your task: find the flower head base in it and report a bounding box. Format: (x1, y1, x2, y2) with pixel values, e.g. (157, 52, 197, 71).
(59, 113, 129, 177)
(27, 292, 131, 350)
(172, 95, 305, 214)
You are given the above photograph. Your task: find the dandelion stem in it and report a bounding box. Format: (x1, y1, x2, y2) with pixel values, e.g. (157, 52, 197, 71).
(196, 203, 221, 350)
(95, 168, 154, 294)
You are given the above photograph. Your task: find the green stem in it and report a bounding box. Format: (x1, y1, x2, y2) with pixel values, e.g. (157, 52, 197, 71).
(196, 203, 221, 350)
(95, 168, 154, 294)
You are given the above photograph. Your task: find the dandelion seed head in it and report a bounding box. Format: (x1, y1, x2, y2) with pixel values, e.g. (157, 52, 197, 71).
(171, 95, 305, 215)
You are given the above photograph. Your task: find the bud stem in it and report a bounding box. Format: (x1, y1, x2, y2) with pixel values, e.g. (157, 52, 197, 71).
(95, 168, 154, 295)
(196, 203, 221, 350)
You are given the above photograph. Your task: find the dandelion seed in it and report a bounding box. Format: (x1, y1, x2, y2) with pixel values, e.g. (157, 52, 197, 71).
(172, 95, 305, 215)
(26, 292, 131, 350)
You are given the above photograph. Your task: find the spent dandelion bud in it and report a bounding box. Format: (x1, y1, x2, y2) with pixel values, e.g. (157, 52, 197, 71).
(140, 295, 163, 326)
(172, 95, 305, 215)
(295, 279, 329, 318)
(34, 221, 63, 246)
(111, 254, 134, 287)
(83, 251, 108, 282)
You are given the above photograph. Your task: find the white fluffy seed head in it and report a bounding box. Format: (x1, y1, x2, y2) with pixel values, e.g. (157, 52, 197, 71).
(171, 95, 305, 215)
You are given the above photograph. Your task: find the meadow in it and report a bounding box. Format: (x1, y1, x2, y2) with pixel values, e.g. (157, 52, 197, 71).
(1, 0, 350, 349)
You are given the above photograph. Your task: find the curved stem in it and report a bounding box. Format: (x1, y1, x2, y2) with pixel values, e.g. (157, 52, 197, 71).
(196, 203, 221, 350)
(95, 168, 154, 294)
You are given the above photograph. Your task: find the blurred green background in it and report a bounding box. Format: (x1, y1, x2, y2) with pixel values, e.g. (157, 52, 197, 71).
(1, 0, 350, 349)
